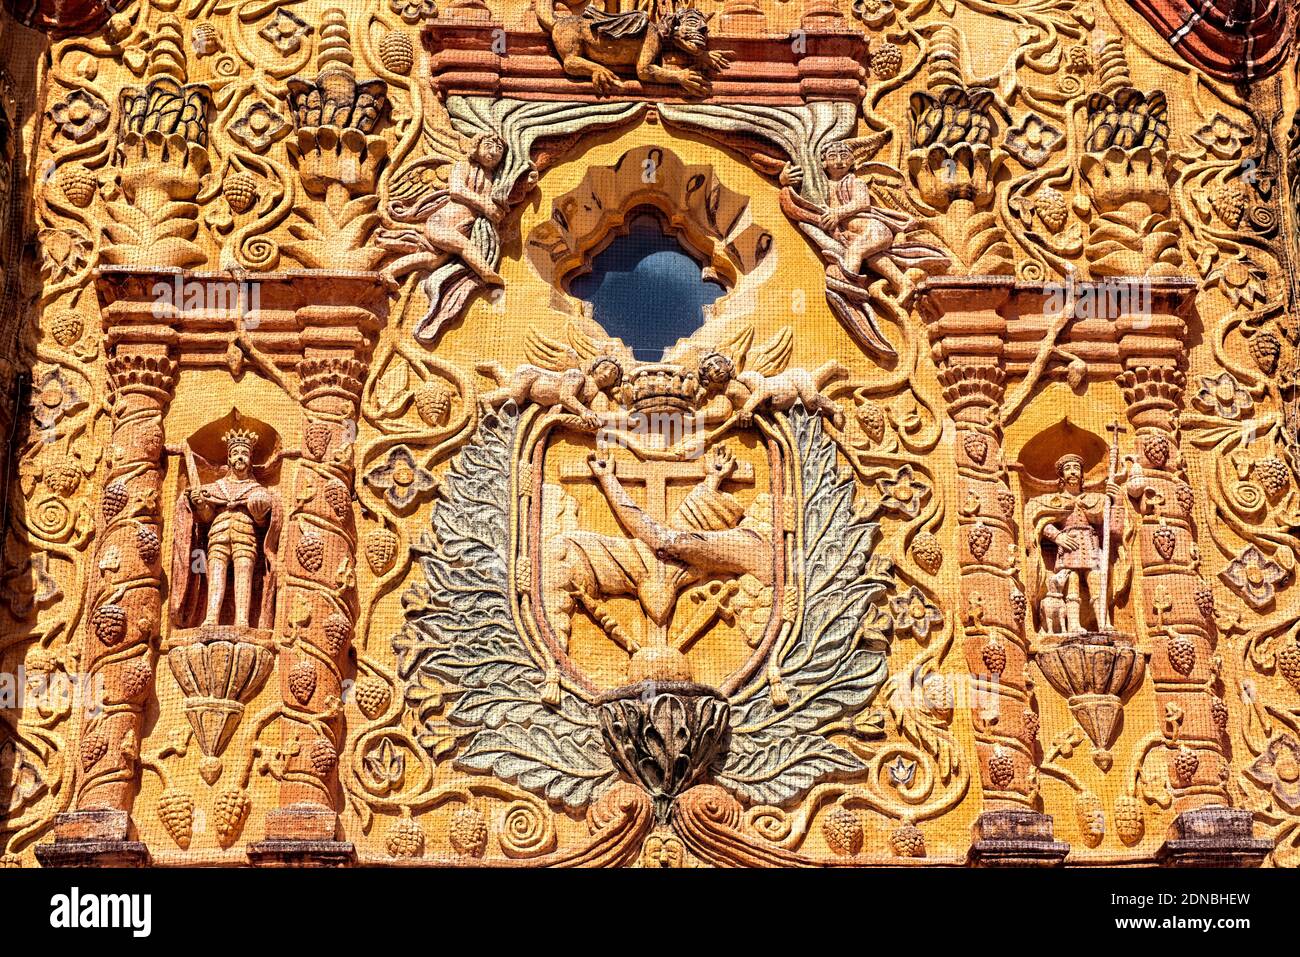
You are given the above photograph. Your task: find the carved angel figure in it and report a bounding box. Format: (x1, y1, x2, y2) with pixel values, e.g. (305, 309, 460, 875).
(698, 350, 847, 429)
(477, 354, 623, 429)
(378, 133, 507, 289)
(171, 425, 282, 630)
(778, 138, 948, 358)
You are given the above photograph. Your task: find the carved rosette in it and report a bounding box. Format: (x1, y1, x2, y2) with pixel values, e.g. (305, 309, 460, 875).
(263, 357, 367, 849)
(1119, 364, 1229, 811)
(74, 352, 176, 819)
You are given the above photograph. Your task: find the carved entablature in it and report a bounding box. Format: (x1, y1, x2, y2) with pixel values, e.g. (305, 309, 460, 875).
(422, 11, 868, 104)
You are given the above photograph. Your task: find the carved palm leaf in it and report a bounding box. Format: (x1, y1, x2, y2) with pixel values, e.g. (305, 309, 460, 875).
(394, 405, 616, 810)
(718, 406, 891, 806)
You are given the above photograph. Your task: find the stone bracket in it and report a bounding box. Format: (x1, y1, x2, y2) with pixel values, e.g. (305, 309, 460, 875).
(967, 810, 1070, 867)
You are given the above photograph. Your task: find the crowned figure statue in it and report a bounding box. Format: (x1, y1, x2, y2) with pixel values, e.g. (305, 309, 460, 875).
(171, 421, 282, 631)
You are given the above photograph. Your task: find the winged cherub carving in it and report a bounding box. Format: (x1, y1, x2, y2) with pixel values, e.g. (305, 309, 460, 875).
(697, 349, 847, 428)
(378, 132, 507, 290)
(476, 324, 633, 429)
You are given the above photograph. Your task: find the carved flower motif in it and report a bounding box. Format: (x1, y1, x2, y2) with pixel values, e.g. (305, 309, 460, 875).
(887, 754, 916, 788)
(389, 0, 438, 24)
(1244, 734, 1300, 813)
(30, 368, 87, 430)
(1192, 115, 1253, 161)
(229, 100, 290, 153)
(258, 8, 312, 54)
(1219, 544, 1287, 609)
(38, 228, 92, 281)
(48, 90, 110, 143)
(1192, 371, 1254, 420)
(851, 0, 895, 28)
(365, 445, 436, 512)
(1207, 257, 1268, 309)
(1004, 113, 1064, 169)
(889, 585, 944, 640)
(877, 465, 931, 518)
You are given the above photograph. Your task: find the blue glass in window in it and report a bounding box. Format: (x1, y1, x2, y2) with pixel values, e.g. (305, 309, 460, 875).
(569, 211, 724, 360)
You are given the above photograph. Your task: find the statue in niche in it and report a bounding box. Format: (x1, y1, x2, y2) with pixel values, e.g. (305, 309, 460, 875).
(1024, 452, 1126, 636)
(170, 413, 282, 632)
(378, 132, 508, 290)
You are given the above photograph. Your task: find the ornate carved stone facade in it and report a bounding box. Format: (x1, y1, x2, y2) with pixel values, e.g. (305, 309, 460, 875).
(1, 0, 1298, 867)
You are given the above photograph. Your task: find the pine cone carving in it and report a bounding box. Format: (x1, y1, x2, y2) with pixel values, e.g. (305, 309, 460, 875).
(981, 638, 1007, 676)
(889, 822, 925, 858)
(324, 481, 351, 519)
(222, 172, 259, 214)
(214, 788, 251, 846)
(136, 525, 161, 565)
(119, 658, 152, 701)
(92, 604, 128, 646)
(158, 789, 195, 850)
(288, 660, 317, 704)
(322, 614, 351, 656)
(379, 30, 414, 74)
(870, 41, 903, 79)
(963, 433, 988, 465)
(354, 677, 391, 719)
(1172, 747, 1199, 785)
(1277, 641, 1300, 693)
(49, 312, 85, 348)
(822, 806, 864, 857)
(1114, 795, 1144, 845)
(1152, 525, 1176, 561)
(1255, 457, 1289, 497)
(102, 482, 128, 522)
(911, 532, 942, 574)
(1035, 187, 1069, 231)
(1167, 633, 1196, 675)
(1076, 791, 1105, 847)
(59, 164, 97, 207)
(308, 738, 337, 777)
(80, 730, 108, 770)
(387, 817, 426, 858)
(989, 748, 1016, 789)
(449, 807, 489, 858)
(296, 534, 325, 573)
(305, 421, 331, 460)
(1248, 330, 1281, 375)
(365, 528, 398, 574)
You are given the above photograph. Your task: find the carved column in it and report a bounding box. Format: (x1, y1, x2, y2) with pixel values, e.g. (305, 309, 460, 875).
(1119, 336, 1271, 864)
(37, 348, 176, 866)
(918, 279, 1068, 866)
(248, 356, 365, 866)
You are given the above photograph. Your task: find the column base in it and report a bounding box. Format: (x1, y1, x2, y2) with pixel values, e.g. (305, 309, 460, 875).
(967, 809, 1070, 867)
(246, 840, 356, 867)
(1157, 808, 1272, 867)
(247, 804, 355, 867)
(34, 810, 150, 867)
